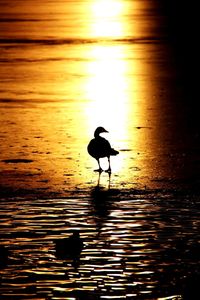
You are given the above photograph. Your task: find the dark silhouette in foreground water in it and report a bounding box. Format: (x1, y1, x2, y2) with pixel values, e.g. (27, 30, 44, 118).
(0, 245, 8, 268)
(87, 127, 119, 173)
(54, 231, 83, 267)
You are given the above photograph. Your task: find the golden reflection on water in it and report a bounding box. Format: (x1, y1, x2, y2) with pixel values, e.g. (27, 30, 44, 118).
(91, 0, 124, 38)
(85, 45, 128, 143)
(83, 0, 148, 176)
(0, 0, 162, 192)
(85, 0, 129, 144)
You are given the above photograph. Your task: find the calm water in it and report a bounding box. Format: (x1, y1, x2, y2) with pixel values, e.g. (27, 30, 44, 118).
(0, 0, 200, 299)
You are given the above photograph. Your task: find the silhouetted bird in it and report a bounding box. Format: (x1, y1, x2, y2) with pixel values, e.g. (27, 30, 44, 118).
(87, 127, 119, 173)
(0, 245, 8, 268)
(54, 231, 83, 261)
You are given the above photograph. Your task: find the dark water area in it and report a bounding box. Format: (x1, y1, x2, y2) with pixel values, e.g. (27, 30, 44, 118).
(159, 0, 200, 104)
(154, 1, 200, 188)
(0, 0, 200, 299)
(0, 187, 200, 300)
(153, 0, 200, 148)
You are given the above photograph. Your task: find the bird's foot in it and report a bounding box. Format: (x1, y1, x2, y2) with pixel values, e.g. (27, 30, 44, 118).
(105, 168, 112, 174)
(94, 168, 103, 173)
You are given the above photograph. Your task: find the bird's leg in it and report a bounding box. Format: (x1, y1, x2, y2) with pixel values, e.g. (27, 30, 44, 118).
(105, 156, 111, 173)
(94, 159, 103, 172)
(96, 170, 103, 188)
(108, 171, 111, 189)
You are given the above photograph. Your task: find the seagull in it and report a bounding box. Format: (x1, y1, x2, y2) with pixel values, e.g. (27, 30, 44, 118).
(54, 231, 83, 261)
(87, 127, 119, 173)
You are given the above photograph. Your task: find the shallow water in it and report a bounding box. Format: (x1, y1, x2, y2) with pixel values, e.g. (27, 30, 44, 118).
(0, 188, 199, 299)
(0, 0, 200, 299)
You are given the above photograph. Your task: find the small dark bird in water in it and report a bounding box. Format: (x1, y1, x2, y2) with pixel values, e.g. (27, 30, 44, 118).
(0, 245, 8, 268)
(87, 127, 119, 173)
(54, 231, 83, 261)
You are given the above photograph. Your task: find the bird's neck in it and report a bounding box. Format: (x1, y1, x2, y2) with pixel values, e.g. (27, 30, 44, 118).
(94, 133, 100, 138)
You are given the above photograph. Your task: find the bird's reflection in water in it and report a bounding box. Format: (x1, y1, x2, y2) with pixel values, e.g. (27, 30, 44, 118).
(91, 172, 120, 235)
(96, 169, 111, 189)
(91, 186, 110, 222)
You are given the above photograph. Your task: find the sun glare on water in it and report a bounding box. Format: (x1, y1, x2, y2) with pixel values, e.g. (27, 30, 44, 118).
(85, 45, 128, 137)
(91, 0, 124, 38)
(85, 0, 130, 136)
(69, 0, 148, 177)
(82, 0, 130, 172)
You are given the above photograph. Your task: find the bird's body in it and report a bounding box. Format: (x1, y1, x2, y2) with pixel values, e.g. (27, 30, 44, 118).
(87, 127, 119, 172)
(88, 136, 117, 159)
(55, 231, 83, 260)
(0, 246, 8, 268)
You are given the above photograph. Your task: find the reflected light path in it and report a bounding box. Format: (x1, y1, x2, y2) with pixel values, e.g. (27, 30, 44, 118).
(85, 45, 128, 141)
(84, 0, 140, 173)
(91, 0, 124, 38)
(85, 45, 128, 171)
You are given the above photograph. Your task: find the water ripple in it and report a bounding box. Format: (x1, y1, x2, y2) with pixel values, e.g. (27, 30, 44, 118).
(0, 188, 199, 299)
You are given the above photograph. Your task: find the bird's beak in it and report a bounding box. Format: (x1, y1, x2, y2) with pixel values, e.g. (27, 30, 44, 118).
(104, 129, 108, 133)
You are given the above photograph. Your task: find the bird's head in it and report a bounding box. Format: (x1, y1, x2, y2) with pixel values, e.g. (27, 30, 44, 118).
(94, 126, 108, 138)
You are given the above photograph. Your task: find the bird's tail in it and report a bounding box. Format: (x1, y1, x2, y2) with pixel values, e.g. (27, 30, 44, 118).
(110, 148, 119, 156)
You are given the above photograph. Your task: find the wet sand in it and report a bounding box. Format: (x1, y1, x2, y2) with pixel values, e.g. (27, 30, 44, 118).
(1, 95, 200, 201)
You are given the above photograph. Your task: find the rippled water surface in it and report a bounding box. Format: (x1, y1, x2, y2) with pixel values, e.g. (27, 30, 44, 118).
(0, 188, 199, 299)
(0, 0, 200, 299)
